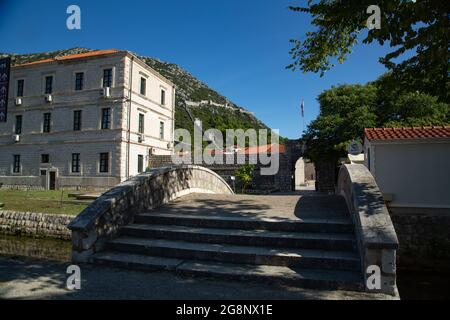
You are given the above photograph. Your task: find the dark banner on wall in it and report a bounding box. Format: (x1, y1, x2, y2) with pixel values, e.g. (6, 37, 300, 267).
(0, 57, 11, 122)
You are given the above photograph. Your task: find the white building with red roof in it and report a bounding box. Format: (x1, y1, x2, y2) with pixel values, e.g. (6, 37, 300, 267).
(364, 126, 450, 208)
(0, 50, 175, 190)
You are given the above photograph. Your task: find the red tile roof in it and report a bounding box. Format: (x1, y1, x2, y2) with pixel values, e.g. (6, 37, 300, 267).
(365, 126, 450, 141)
(14, 49, 122, 67)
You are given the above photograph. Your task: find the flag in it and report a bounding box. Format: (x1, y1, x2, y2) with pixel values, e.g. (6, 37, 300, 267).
(300, 99, 304, 118)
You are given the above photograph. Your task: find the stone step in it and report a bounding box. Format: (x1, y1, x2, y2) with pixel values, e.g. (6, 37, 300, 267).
(134, 212, 354, 234)
(106, 237, 361, 271)
(93, 251, 363, 291)
(121, 224, 356, 251)
(93, 251, 183, 271)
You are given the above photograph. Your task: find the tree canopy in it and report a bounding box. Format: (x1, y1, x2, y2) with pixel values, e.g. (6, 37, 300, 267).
(288, 0, 450, 102)
(302, 80, 450, 163)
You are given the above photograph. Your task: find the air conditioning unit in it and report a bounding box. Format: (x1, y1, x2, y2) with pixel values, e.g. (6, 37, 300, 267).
(15, 98, 22, 106)
(138, 134, 145, 143)
(13, 134, 20, 142)
(45, 94, 53, 103)
(102, 87, 111, 98)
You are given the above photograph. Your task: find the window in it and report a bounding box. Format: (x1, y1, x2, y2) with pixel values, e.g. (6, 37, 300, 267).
(103, 69, 112, 88)
(72, 153, 80, 173)
(45, 76, 53, 94)
(138, 113, 144, 134)
(17, 79, 24, 97)
(138, 155, 144, 173)
(101, 108, 111, 129)
(75, 72, 84, 91)
(73, 110, 82, 131)
(99, 153, 109, 173)
(41, 154, 49, 164)
(159, 121, 164, 140)
(140, 77, 146, 96)
(43, 113, 51, 133)
(15, 115, 22, 134)
(161, 89, 166, 105)
(13, 155, 20, 173)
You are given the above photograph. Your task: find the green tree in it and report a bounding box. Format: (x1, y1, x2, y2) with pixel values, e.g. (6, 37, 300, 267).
(380, 92, 450, 127)
(235, 164, 255, 193)
(373, 73, 450, 126)
(303, 84, 378, 163)
(303, 82, 449, 164)
(288, 1, 450, 102)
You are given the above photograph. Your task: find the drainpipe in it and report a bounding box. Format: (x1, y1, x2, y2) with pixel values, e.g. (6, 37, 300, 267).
(171, 85, 175, 154)
(126, 55, 134, 179)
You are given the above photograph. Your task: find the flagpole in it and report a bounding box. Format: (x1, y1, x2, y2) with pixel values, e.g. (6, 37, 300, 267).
(301, 99, 305, 137)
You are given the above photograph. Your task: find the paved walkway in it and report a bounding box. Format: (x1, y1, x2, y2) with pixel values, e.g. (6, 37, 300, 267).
(0, 257, 395, 300)
(157, 192, 350, 221)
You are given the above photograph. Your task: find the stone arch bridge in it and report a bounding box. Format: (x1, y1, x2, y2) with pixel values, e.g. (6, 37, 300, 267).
(68, 164, 398, 297)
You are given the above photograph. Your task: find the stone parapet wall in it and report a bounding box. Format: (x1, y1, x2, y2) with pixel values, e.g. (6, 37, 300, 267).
(337, 164, 399, 296)
(0, 210, 72, 239)
(68, 165, 234, 263)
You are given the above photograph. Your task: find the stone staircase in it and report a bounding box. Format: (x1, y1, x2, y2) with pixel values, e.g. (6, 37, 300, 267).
(93, 197, 364, 291)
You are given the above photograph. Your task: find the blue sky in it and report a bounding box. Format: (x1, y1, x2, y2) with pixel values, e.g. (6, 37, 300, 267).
(0, 0, 392, 139)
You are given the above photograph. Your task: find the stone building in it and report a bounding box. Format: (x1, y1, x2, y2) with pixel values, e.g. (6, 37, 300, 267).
(0, 50, 175, 190)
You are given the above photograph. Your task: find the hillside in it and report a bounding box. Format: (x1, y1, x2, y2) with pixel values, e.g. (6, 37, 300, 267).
(1, 48, 269, 137)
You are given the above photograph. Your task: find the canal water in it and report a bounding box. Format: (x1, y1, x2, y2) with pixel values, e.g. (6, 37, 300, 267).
(0, 234, 71, 262)
(0, 235, 448, 299)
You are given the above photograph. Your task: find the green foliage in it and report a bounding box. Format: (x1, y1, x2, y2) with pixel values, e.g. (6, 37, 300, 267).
(381, 92, 449, 127)
(175, 104, 283, 150)
(303, 84, 378, 162)
(288, 1, 450, 102)
(303, 81, 450, 163)
(235, 164, 255, 193)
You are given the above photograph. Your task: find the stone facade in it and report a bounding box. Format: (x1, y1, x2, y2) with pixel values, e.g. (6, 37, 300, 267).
(0, 51, 175, 190)
(0, 210, 72, 239)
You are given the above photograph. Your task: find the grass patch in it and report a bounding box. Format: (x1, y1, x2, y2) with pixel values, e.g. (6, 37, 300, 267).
(0, 190, 94, 215)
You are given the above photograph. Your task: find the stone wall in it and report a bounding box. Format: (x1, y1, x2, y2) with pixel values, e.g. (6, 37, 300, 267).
(68, 165, 234, 262)
(337, 164, 399, 295)
(389, 206, 450, 272)
(148, 154, 290, 192)
(0, 210, 72, 239)
(315, 161, 336, 193)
